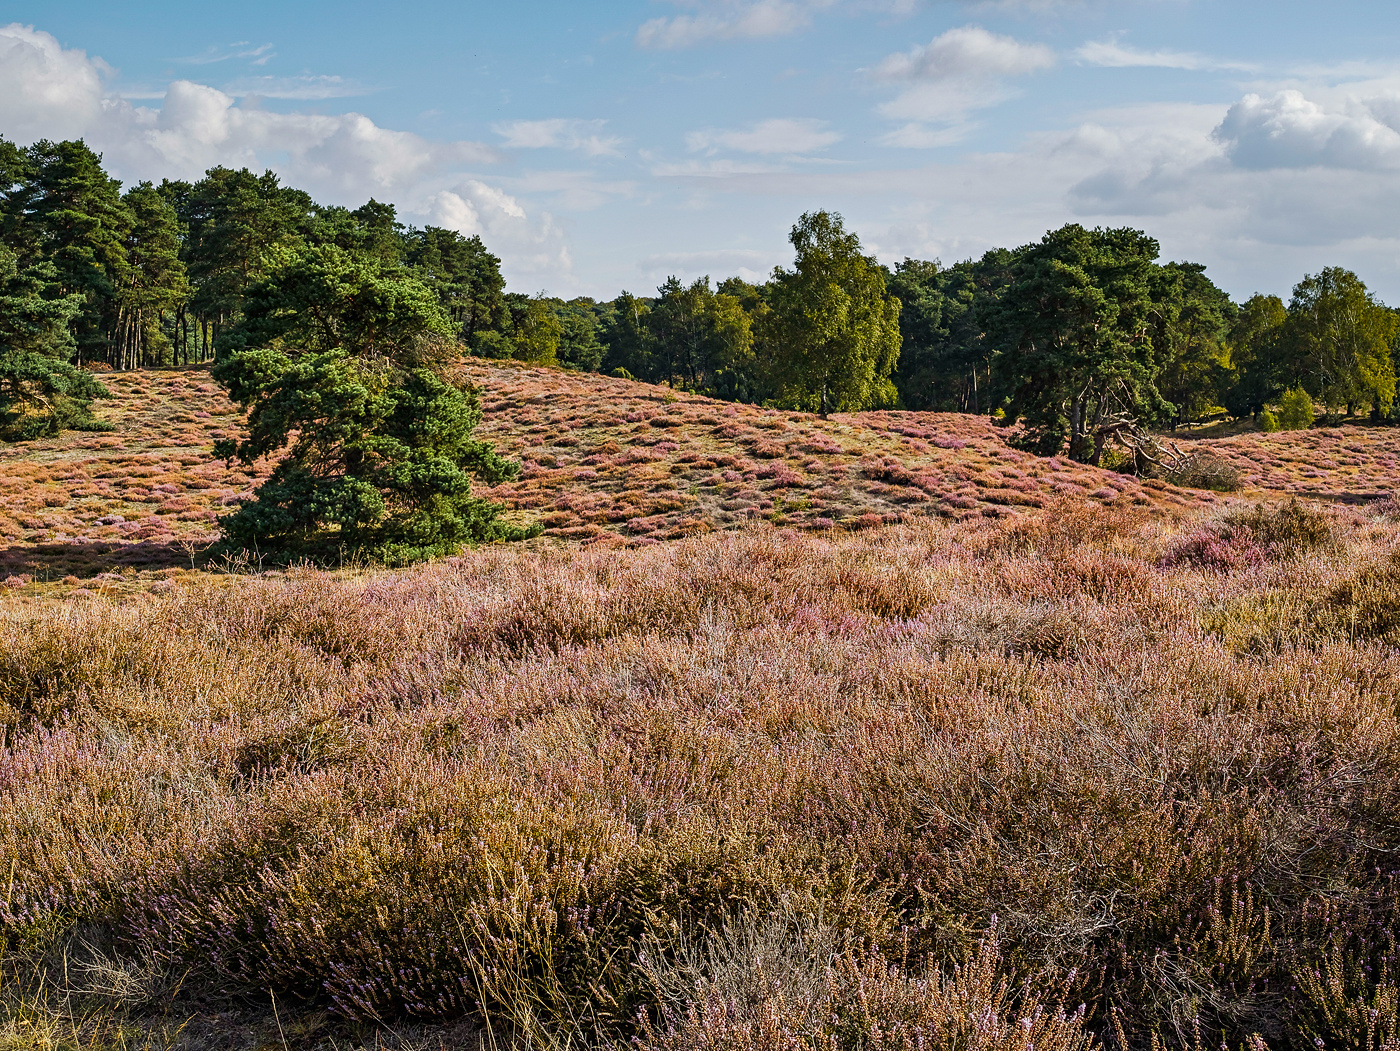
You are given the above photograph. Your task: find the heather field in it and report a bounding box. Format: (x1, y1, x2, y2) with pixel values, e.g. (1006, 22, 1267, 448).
(5, 367, 1400, 1050)
(0, 368, 261, 581)
(1197, 427, 1400, 503)
(465, 361, 1212, 545)
(0, 362, 1225, 585)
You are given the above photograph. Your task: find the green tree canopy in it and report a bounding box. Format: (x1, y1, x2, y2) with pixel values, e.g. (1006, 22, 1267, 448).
(1149, 261, 1236, 430)
(599, 291, 654, 379)
(503, 293, 562, 365)
(1225, 293, 1288, 419)
(405, 226, 506, 354)
(644, 276, 755, 396)
(179, 167, 313, 347)
(554, 299, 605, 372)
(763, 211, 901, 415)
(18, 140, 132, 361)
(986, 224, 1164, 462)
(1283, 267, 1398, 419)
(0, 244, 107, 439)
(113, 182, 190, 369)
(212, 244, 531, 563)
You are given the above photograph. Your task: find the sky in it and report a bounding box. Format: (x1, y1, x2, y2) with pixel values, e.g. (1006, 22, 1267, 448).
(3, 1, 1400, 303)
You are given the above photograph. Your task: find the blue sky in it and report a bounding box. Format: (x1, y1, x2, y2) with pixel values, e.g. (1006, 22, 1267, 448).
(4, 1, 1400, 303)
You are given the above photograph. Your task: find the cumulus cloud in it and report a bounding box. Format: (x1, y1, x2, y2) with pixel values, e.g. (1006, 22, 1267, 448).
(493, 119, 623, 157)
(636, 0, 832, 49)
(872, 26, 1054, 144)
(0, 23, 107, 143)
(425, 184, 571, 281)
(89, 81, 499, 202)
(873, 25, 1054, 82)
(1214, 88, 1400, 171)
(0, 22, 575, 290)
(686, 118, 841, 155)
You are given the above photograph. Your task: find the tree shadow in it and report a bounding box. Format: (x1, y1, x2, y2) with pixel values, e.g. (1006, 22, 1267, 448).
(0, 539, 208, 579)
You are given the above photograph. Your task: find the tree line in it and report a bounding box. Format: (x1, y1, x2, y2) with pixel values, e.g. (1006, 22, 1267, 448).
(6, 138, 1397, 450)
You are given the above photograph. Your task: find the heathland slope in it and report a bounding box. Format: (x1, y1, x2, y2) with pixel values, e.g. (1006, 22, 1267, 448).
(464, 360, 1208, 542)
(3, 360, 1398, 580)
(0, 361, 1212, 578)
(1195, 425, 1400, 501)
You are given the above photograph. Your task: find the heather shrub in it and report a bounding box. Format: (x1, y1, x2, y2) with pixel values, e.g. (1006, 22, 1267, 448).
(1162, 523, 1267, 572)
(1224, 498, 1333, 557)
(5, 509, 1400, 1048)
(638, 917, 1092, 1051)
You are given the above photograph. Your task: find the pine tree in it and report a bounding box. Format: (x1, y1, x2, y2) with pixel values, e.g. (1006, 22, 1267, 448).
(113, 182, 190, 369)
(213, 243, 534, 564)
(22, 140, 132, 361)
(0, 243, 108, 439)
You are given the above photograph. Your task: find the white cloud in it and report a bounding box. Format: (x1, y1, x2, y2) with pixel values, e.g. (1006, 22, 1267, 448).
(508, 170, 639, 211)
(93, 81, 499, 202)
(873, 25, 1054, 82)
(871, 26, 1054, 144)
(0, 24, 574, 291)
(1214, 88, 1400, 171)
(0, 23, 106, 143)
(1075, 38, 1254, 72)
(492, 118, 623, 157)
(221, 74, 371, 100)
(636, 0, 833, 49)
(686, 118, 841, 155)
(176, 41, 275, 66)
(425, 184, 571, 282)
(637, 248, 776, 284)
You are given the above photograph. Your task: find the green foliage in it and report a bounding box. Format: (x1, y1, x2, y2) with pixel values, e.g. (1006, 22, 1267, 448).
(552, 298, 604, 372)
(0, 244, 108, 440)
(643, 275, 756, 396)
(1284, 266, 1398, 419)
(1226, 293, 1288, 418)
(986, 224, 1165, 462)
(1276, 387, 1315, 430)
(1150, 260, 1236, 429)
(404, 226, 505, 351)
(1259, 409, 1280, 432)
(763, 211, 901, 415)
(888, 255, 995, 412)
(504, 292, 562, 364)
(176, 166, 314, 342)
(112, 182, 190, 368)
(213, 245, 533, 564)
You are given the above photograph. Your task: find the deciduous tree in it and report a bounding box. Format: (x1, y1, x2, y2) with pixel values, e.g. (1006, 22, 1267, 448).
(763, 211, 901, 415)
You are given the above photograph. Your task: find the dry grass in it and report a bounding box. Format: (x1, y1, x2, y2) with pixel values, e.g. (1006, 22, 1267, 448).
(3, 491, 1400, 1048)
(5, 364, 1400, 1048)
(0, 367, 267, 579)
(0, 362, 1221, 580)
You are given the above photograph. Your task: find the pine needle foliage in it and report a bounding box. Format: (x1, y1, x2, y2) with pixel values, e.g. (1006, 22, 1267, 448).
(212, 243, 534, 564)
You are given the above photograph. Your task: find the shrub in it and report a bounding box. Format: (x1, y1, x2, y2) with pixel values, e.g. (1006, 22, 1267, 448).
(1259, 410, 1280, 433)
(1276, 388, 1315, 430)
(1225, 498, 1333, 556)
(1166, 452, 1243, 492)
